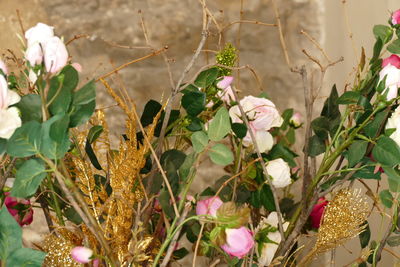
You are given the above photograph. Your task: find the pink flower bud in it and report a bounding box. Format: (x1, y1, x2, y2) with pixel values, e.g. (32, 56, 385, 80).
(217, 76, 234, 90)
(4, 192, 34, 226)
(71, 246, 93, 264)
(25, 23, 54, 47)
(0, 60, 8, 75)
(43, 37, 68, 74)
(392, 9, 400, 25)
(289, 112, 302, 128)
(196, 196, 223, 217)
(71, 62, 82, 73)
(221, 227, 254, 258)
(309, 197, 328, 229)
(382, 55, 400, 69)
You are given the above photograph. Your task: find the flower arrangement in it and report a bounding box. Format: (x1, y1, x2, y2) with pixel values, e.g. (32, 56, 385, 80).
(2, 4, 400, 267)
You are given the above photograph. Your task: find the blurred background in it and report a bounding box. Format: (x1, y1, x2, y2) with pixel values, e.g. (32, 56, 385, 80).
(1, 0, 399, 265)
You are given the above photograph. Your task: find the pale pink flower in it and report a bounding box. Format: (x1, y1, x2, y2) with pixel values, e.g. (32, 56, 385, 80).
(392, 9, 400, 25)
(217, 76, 234, 89)
(43, 36, 68, 73)
(289, 112, 302, 128)
(196, 196, 223, 217)
(0, 75, 21, 139)
(24, 43, 44, 66)
(221, 227, 254, 258)
(25, 23, 54, 46)
(229, 96, 283, 152)
(71, 246, 93, 264)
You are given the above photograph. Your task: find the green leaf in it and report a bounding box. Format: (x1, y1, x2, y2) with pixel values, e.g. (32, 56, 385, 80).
(308, 135, 325, 157)
(181, 91, 206, 117)
(194, 68, 219, 88)
(16, 94, 42, 122)
(382, 166, 400, 192)
(260, 184, 276, 211)
(359, 221, 371, 249)
(280, 108, 294, 130)
(337, 91, 361, 105)
(85, 140, 102, 170)
(0, 138, 6, 155)
(311, 116, 330, 140)
(11, 159, 47, 198)
(0, 206, 22, 261)
(321, 85, 340, 120)
(179, 152, 196, 181)
(69, 100, 96, 127)
(191, 131, 209, 153)
(232, 123, 247, 139)
(388, 39, 400, 54)
(159, 188, 174, 219)
(6, 248, 46, 267)
(372, 39, 383, 62)
(208, 107, 231, 141)
(364, 110, 389, 138)
(87, 125, 103, 144)
(72, 80, 96, 106)
(6, 121, 41, 157)
(347, 141, 368, 167)
(379, 190, 393, 208)
(268, 143, 298, 167)
(209, 143, 234, 166)
(186, 116, 203, 132)
(373, 25, 393, 43)
(141, 100, 162, 127)
(40, 115, 70, 160)
(372, 137, 400, 167)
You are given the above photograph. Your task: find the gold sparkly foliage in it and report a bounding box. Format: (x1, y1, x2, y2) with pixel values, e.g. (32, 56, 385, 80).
(300, 189, 369, 265)
(42, 231, 82, 267)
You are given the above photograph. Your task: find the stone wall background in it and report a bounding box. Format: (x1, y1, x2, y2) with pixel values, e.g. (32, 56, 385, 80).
(1, 0, 399, 265)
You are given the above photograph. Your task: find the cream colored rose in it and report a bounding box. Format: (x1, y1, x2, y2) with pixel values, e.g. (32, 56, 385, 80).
(386, 106, 400, 146)
(265, 158, 292, 188)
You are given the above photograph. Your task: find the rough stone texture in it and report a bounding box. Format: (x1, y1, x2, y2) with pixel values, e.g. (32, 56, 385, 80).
(0, 0, 324, 265)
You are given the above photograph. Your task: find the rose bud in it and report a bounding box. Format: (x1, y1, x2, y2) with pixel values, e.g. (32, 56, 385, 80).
(392, 9, 400, 25)
(71, 62, 83, 73)
(309, 197, 328, 229)
(382, 54, 400, 69)
(71, 246, 93, 264)
(289, 112, 302, 128)
(43, 36, 69, 74)
(221, 227, 254, 258)
(196, 196, 223, 217)
(4, 192, 34, 226)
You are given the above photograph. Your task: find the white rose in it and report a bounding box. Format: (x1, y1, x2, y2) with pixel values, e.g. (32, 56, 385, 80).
(265, 158, 292, 188)
(0, 107, 22, 139)
(25, 23, 54, 46)
(379, 64, 400, 101)
(386, 106, 400, 146)
(257, 212, 289, 266)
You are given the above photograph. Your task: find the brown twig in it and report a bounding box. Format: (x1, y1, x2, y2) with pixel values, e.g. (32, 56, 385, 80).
(96, 47, 167, 81)
(16, 9, 25, 35)
(65, 34, 90, 46)
(192, 222, 205, 267)
(271, 0, 292, 69)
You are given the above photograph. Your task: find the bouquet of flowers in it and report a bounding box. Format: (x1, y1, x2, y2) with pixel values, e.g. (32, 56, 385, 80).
(2, 5, 400, 267)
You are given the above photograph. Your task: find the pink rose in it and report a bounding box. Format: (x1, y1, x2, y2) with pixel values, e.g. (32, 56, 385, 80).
(196, 196, 223, 217)
(221, 227, 254, 258)
(71, 246, 93, 263)
(379, 63, 400, 101)
(392, 9, 400, 25)
(309, 197, 328, 229)
(4, 192, 34, 226)
(0, 60, 8, 75)
(25, 23, 54, 46)
(382, 55, 400, 69)
(43, 36, 69, 73)
(229, 96, 283, 152)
